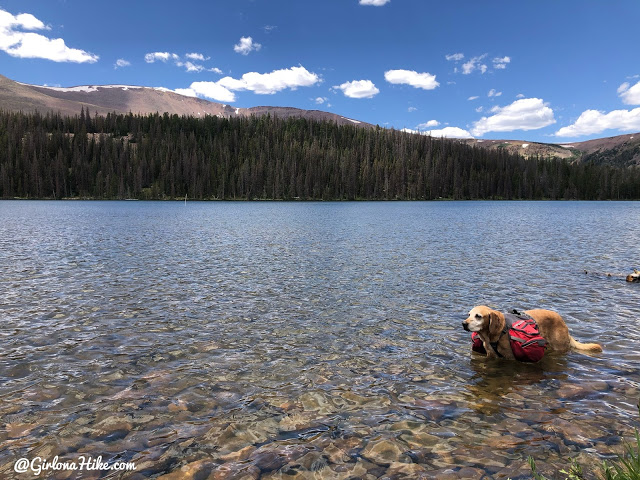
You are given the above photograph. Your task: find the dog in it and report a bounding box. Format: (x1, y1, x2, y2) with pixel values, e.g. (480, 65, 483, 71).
(462, 305, 603, 360)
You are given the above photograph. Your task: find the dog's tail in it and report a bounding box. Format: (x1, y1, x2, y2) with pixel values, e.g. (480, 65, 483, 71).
(569, 336, 603, 353)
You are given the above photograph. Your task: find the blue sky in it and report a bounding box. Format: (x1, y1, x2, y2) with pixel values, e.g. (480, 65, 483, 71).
(1, 0, 639, 142)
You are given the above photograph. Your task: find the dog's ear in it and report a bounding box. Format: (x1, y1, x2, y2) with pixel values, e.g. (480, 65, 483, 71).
(488, 310, 504, 338)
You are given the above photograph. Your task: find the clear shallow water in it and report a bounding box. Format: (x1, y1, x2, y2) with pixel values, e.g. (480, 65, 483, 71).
(1, 201, 639, 479)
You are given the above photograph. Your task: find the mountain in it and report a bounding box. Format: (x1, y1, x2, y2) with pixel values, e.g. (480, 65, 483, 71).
(1, 74, 638, 167)
(0, 74, 370, 128)
(459, 135, 640, 168)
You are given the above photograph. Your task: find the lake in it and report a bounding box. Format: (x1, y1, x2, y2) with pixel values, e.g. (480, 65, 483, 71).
(1, 200, 639, 479)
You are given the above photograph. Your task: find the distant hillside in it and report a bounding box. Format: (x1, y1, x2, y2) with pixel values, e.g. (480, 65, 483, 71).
(2, 109, 639, 201)
(0, 74, 371, 128)
(2, 74, 638, 168)
(460, 134, 640, 168)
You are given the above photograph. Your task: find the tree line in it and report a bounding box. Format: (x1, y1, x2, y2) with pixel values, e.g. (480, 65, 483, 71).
(0, 109, 638, 200)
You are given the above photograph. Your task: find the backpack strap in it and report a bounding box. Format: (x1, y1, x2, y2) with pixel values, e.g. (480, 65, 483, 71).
(489, 324, 509, 358)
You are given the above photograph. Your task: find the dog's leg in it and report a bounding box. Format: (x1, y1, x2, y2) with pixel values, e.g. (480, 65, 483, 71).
(477, 332, 499, 358)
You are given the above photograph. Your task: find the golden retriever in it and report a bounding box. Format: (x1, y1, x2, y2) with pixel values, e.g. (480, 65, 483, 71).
(462, 305, 603, 359)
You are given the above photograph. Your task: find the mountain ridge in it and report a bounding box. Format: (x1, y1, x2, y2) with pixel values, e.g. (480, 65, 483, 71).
(0, 74, 370, 128)
(2, 74, 639, 167)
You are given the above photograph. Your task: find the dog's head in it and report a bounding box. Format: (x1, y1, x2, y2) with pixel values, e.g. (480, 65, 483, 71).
(462, 306, 501, 336)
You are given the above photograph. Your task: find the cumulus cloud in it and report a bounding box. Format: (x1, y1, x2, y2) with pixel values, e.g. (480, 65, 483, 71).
(446, 53, 464, 62)
(333, 79, 379, 99)
(426, 126, 473, 138)
(618, 80, 640, 105)
(404, 126, 473, 139)
(417, 120, 440, 129)
(457, 54, 509, 75)
(144, 51, 221, 73)
(234, 36, 261, 55)
(0, 7, 98, 63)
(185, 52, 208, 61)
(177, 61, 205, 73)
(173, 87, 198, 98)
(493, 56, 511, 69)
(114, 58, 130, 69)
(315, 96, 329, 105)
(555, 108, 640, 137)
(408, 106, 418, 112)
(468, 96, 479, 101)
(176, 82, 236, 102)
(144, 52, 180, 63)
(177, 65, 320, 102)
(218, 66, 319, 94)
(384, 69, 439, 90)
(462, 54, 488, 75)
(359, 0, 391, 5)
(471, 98, 555, 136)
(488, 89, 502, 97)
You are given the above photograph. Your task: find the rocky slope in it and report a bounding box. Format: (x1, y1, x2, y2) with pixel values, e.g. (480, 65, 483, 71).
(0, 74, 370, 127)
(460, 134, 640, 167)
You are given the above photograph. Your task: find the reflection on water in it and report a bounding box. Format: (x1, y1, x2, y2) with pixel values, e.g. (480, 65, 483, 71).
(1, 201, 639, 479)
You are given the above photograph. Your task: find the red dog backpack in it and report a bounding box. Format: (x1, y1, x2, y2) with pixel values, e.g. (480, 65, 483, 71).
(470, 310, 547, 362)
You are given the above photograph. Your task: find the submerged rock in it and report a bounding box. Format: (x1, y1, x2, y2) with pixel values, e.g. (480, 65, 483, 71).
(90, 415, 133, 440)
(156, 459, 215, 480)
(219, 445, 256, 463)
(361, 438, 408, 466)
(210, 461, 260, 480)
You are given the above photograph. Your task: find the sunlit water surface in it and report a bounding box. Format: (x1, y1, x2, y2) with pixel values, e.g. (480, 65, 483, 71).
(1, 201, 639, 479)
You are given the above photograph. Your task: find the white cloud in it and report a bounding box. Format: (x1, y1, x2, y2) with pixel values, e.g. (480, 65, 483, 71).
(176, 60, 211, 73)
(472, 98, 555, 136)
(488, 89, 502, 97)
(234, 36, 261, 55)
(218, 66, 319, 94)
(334, 79, 379, 99)
(173, 88, 198, 98)
(462, 54, 488, 75)
(468, 96, 479, 101)
(144, 51, 221, 73)
(176, 66, 320, 101)
(0, 7, 98, 63)
(384, 69, 439, 90)
(359, 0, 391, 5)
(404, 126, 473, 139)
(516, 93, 525, 99)
(185, 52, 208, 61)
(315, 96, 328, 104)
(618, 80, 640, 105)
(408, 106, 417, 112)
(144, 52, 179, 63)
(417, 120, 440, 128)
(427, 127, 473, 138)
(12, 12, 47, 31)
(178, 81, 236, 102)
(263, 25, 277, 33)
(446, 53, 464, 62)
(493, 56, 511, 69)
(475, 106, 484, 113)
(114, 58, 130, 69)
(555, 108, 640, 137)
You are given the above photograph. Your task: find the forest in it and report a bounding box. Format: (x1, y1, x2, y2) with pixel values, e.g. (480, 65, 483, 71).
(0, 109, 639, 200)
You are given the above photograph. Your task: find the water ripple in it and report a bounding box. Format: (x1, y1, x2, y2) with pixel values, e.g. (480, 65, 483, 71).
(1, 200, 639, 478)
